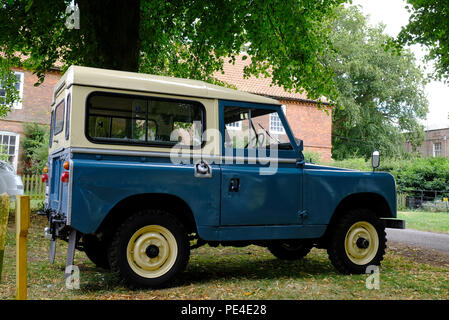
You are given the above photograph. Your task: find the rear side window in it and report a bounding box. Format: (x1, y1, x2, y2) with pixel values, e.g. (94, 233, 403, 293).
(65, 94, 71, 140)
(49, 111, 53, 148)
(86, 92, 205, 147)
(53, 100, 65, 135)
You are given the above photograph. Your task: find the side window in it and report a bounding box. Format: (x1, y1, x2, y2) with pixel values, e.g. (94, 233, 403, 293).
(224, 106, 292, 150)
(86, 93, 204, 147)
(49, 111, 53, 148)
(53, 100, 65, 135)
(65, 94, 71, 140)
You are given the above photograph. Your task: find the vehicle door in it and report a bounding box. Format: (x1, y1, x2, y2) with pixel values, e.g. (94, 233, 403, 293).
(219, 100, 303, 226)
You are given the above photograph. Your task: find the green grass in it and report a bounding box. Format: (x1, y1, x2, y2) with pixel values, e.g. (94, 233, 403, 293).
(0, 213, 448, 300)
(398, 211, 449, 234)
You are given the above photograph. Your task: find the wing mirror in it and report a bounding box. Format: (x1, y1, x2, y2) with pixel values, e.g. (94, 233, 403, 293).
(372, 150, 380, 171)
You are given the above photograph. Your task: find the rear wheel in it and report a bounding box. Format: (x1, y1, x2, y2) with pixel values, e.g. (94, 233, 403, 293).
(82, 234, 110, 269)
(268, 240, 312, 260)
(327, 209, 386, 274)
(108, 209, 190, 288)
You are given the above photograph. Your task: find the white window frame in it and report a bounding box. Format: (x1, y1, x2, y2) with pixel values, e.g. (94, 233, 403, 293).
(225, 120, 242, 130)
(0, 71, 24, 109)
(433, 142, 442, 157)
(0, 131, 20, 173)
(269, 105, 286, 134)
(13, 72, 24, 109)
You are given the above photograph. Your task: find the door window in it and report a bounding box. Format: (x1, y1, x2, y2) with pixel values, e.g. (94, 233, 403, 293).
(223, 106, 292, 150)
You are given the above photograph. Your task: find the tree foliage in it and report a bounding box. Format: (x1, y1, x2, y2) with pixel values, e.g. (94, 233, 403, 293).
(324, 6, 428, 160)
(397, 0, 449, 82)
(0, 0, 346, 117)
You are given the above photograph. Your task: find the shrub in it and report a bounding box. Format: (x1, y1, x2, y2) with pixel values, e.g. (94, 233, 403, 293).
(303, 150, 322, 164)
(327, 156, 449, 193)
(328, 157, 371, 171)
(22, 122, 49, 175)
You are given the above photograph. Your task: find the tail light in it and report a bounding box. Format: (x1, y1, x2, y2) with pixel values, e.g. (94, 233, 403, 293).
(42, 174, 48, 183)
(61, 172, 69, 183)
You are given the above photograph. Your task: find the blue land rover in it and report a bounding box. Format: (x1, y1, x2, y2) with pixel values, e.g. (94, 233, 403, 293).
(41, 66, 404, 288)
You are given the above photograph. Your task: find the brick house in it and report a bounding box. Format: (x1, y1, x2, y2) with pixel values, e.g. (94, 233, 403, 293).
(1, 58, 332, 173)
(215, 55, 332, 162)
(405, 127, 449, 158)
(0, 67, 60, 173)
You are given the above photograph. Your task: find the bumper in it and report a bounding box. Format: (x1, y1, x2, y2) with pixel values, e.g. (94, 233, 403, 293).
(381, 218, 406, 229)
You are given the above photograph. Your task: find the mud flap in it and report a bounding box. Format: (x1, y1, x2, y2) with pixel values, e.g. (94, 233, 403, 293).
(65, 230, 77, 279)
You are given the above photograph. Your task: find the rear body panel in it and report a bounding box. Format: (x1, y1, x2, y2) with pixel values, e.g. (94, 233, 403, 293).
(46, 148, 71, 223)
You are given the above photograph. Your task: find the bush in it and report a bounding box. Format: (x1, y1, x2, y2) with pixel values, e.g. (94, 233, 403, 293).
(329, 157, 371, 171)
(327, 156, 449, 193)
(390, 157, 449, 192)
(303, 150, 322, 164)
(22, 122, 49, 175)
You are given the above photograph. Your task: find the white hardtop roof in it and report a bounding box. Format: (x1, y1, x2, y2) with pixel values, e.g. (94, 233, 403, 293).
(54, 65, 281, 105)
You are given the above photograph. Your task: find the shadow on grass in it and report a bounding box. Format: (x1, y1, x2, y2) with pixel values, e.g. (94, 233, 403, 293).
(177, 256, 336, 286)
(74, 248, 338, 292)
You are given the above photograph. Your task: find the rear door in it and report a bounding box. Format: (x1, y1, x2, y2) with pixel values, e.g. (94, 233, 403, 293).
(46, 96, 71, 220)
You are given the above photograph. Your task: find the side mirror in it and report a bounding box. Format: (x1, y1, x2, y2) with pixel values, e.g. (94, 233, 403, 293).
(372, 150, 380, 171)
(294, 138, 303, 151)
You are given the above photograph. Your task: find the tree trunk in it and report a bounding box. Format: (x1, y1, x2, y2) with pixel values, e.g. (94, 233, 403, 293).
(77, 0, 141, 72)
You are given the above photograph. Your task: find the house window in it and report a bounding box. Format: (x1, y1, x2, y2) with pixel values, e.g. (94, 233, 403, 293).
(270, 105, 286, 134)
(433, 142, 442, 157)
(0, 131, 20, 172)
(0, 72, 24, 109)
(225, 121, 242, 130)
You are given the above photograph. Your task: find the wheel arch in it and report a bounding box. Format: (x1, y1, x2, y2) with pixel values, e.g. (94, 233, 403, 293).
(318, 192, 392, 248)
(92, 193, 197, 241)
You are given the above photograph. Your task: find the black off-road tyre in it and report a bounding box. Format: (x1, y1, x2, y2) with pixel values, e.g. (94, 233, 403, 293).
(108, 209, 190, 289)
(82, 234, 110, 269)
(327, 209, 386, 274)
(268, 240, 312, 260)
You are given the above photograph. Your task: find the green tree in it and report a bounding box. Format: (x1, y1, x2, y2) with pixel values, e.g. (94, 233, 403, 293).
(324, 6, 428, 160)
(397, 0, 449, 82)
(0, 0, 345, 117)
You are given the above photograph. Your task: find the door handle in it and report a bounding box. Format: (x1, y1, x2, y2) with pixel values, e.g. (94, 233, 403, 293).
(229, 178, 240, 192)
(194, 160, 212, 178)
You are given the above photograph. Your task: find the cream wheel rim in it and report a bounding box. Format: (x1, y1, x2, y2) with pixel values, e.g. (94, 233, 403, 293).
(126, 225, 178, 278)
(344, 221, 379, 265)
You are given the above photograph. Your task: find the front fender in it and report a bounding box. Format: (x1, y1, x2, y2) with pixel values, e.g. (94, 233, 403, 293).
(303, 169, 397, 225)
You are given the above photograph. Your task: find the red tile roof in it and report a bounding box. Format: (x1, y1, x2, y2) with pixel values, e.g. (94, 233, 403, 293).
(214, 55, 313, 102)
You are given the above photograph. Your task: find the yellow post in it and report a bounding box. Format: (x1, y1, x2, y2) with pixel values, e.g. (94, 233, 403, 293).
(16, 195, 30, 300)
(0, 193, 11, 282)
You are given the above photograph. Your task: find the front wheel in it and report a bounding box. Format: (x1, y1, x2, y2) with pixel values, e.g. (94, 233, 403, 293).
(327, 209, 386, 274)
(108, 209, 190, 288)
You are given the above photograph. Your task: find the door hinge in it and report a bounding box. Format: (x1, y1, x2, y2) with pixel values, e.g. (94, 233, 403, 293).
(298, 210, 308, 223)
